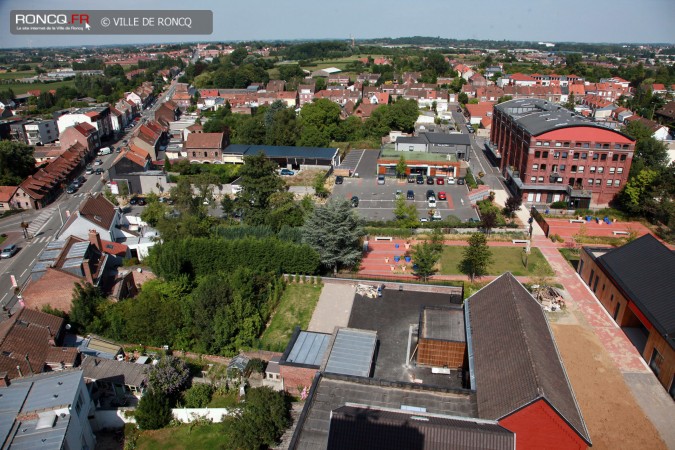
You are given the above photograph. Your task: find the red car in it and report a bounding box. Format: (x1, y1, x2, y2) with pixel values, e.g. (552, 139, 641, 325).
(436, 177, 444, 185)
(438, 191, 447, 200)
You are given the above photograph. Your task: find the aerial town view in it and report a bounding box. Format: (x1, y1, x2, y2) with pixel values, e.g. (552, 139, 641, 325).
(0, 1, 673, 449)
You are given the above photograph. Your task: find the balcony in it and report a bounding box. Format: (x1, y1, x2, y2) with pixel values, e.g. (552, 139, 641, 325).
(566, 185, 592, 198)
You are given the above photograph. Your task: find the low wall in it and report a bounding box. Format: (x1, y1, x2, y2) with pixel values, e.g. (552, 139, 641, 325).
(172, 408, 232, 423)
(91, 407, 233, 430)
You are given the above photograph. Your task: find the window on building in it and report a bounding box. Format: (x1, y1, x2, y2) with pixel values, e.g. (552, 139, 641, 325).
(603, 144, 610, 149)
(623, 144, 630, 149)
(592, 153, 599, 160)
(536, 142, 542, 146)
(530, 176, 536, 182)
(540, 164, 547, 171)
(590, 166, 596, 173)
(544, 142, 550, 146)
(571, 165, 577, 173)
(596, 178, 601, 185)
(535, 151, 541, 158)
(583, 143, 590, 148)
(554, 152, 560, 158)
(620, 154, 627, 161)
(649, 348, 663, 377)
(204, 152, 208, 157)
(614, 179, 620, 186)
(609, 167, 615, 174)
(573, 152, 580, 160)
(595, 143, 601, 149)
(192, 151, 196, 157)
(588, 179, 594, 185)
(581, 153, 588, 159)
(555, 142, 561, 147)
(563, 142, 570, 147)
(552, 164, 558, 172)
(614, 144, 621, 149)
(597, 167, 604, 173)
(600, 153, 607, 161)
(532, 164, 538, 171)
(612, 154, 619, 161)
(538, 177, 544, 182)
(560, 164, 566, 171)
(562, 151, 568, 158)
(542, 151, 549, 158)
(578, 166, 585, 173)
(606, 179, 612, 186)
(617, 167, 623, 174)
(575, 142, 581, 147)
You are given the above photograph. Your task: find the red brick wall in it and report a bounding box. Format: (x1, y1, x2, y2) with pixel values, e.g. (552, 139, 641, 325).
(418, 339, 466, 368)
(279, 365, 316, 395)
(499, 399, 588, 450)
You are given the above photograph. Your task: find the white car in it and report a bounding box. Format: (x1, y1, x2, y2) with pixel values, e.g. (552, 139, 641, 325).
(447, 176, 456, 184)
(428, 198, 437, 208)
(98, 147, 111, 156)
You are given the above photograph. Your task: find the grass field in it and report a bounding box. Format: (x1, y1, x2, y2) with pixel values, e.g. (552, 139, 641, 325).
(439, 246, 554, 277)
(260, 282, 322, 351)
(299, 56, 361, 71)
(136, 423, 224, 450)
(207, 391, 239, 408)
(0, 80, 76, 94)
(0, 70, 36, 80)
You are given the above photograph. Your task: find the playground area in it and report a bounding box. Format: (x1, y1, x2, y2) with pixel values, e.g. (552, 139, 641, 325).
(542, 216, 654, 241)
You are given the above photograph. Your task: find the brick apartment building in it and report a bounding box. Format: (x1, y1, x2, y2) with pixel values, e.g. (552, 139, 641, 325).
(184, 131, 229, 163)
(578, 235, 674, 398)
(491, 99, 635, 207)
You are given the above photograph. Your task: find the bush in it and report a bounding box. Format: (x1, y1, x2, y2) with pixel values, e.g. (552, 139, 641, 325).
(465, 168, 478, 189)
(182, 383, 214, 408)
(135, 390, 172, 430)
(550, 200, 569, 209)
(245, 358, 267, 376)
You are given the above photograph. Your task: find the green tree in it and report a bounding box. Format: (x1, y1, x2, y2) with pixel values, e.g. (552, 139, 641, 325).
(624, 121, 669, 169)
(237, 153, 286, 225)
(619, 168, 659, 213)
(229, 47, 248, 66)
(182, 383, 214, 408)
(299, 98, 341, 143)
(70, 282, 106, 333)
(0, 141, 35, 185)
(140, 199, 167, 227)
(393, 196, 418, 228)
(458, 233, 493, 282)
(563, 92, 576, 111)
(458, 92, 469, 105)
(135, 390, 172, 430)
(503, 196, 523, 218)
(395, 155, 407, 178)
(224, 387, 291, 450)
(301, 199, 364, 274)
(481, 210, 498, 235)
(412, 241, 440, 281)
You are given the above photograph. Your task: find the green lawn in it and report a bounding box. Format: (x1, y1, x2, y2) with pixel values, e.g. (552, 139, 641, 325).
(0, 80, 76, 94)
(299, 56, 361, 71)
(439, 246, 554, 277)
(0, 70, 36, 80)
(260, 283, 322, 351)
(207, 391, 239, 408)
(135, 423, 224, 450)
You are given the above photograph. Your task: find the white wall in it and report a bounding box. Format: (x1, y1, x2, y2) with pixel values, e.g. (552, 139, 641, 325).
(60, 216, 112, 241)
(172, 408, 233, 423)
(91, 408, 233, 430)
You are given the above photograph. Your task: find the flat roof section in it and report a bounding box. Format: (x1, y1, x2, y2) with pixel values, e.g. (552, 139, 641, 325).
(421, 306, 466, 342)
(324, 329, 377, 378)
(286, 331, 331, 367)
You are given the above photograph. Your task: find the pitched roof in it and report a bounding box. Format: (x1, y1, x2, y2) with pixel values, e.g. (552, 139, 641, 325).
(592, 234, 675, 346)
(185, 132, 225, 149)
(465, 102, 495, 118)
(0, 186, 17, 202)
(327, 405, 515, 450)
(466, 273, 591, 446)
(21, 268, 82, 313)
(79, 193, 117, 229)
(80, 356, 150, 389)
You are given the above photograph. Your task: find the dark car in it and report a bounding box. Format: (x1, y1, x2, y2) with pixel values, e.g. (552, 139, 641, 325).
(416, 175, 424, 184)
(129, 198, 138, 205)
(66, 184, 78, 194)
(95, 168, 103, 175)
(426, 176, 435, 185)
(335, 176, 344, 185)
(457, 178, 466, 185)
(350, 196, 359, 207)
(76, 176, 86, 185)
(280, 168, 295, 176)
(407, 175, 416, 183)
(137, 198, 146, 206)
(426, 189, 435, 199)
(406, 190, 415, 200)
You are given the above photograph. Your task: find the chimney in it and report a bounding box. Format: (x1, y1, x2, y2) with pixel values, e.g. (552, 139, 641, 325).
(16, 366, 22, 378)
(89, 229, 102, 250)
(82, 259, 94, 284)
(0, 372, 9, 387)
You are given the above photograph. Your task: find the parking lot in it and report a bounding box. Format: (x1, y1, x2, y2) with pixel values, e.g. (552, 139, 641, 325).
(332, 175, 479, 222)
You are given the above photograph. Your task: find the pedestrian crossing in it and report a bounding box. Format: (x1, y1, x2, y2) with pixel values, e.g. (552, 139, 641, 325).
(26, 207, 55, 236)
(30, 235, 53, 244)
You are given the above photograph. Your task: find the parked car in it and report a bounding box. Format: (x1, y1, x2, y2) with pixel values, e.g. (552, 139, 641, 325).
(432, 210, 442, 221)
(95, 168, 103, 175)
(416, 175, 424, 184)
(426, 176, 435, 185)
(85, 166, 93, 174)
(76, 176, 86, 185)
(1, 244, 19, 259)
(66, 184, 78, 194)
(406, 190, 415, 200)
(426, 189, 435, 199)
(420, 217, 429, 223)
(468, 126, 474, 134)
(436, 177, 444, 185)
(428, 198, 437, 208)
(94, 159, 103, 166)
(447, 176, 456, 184)
(137, 198, 146, 206)
(129, 197, 138, 205)
(377, 174, 385, 185)
(438, 191, 447, 200)
(407, 175, 416, 183)
(335, 176, 344, 185)
(395, 189, 402, 198)
(98, 147, 112, 156)
(350, 196, 359, 207)
(280, 168, 295, 176)
(457, 178, 465, 185)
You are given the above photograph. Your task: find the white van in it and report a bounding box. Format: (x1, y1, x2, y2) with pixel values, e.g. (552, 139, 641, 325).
(98, 147, 112, 156)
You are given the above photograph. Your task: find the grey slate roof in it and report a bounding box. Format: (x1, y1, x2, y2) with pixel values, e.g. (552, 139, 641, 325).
(396, 133, 470, 146)
(592, 234, 675, 348)
(290, 374, 477, 450)
(421, 306, 466, 342)
(465, 273, 591, 446)
(283, 330, 331, 367)
(327, 405, 515, 450)
(494, 98, 626, 137)
(81, 356, 150, 388)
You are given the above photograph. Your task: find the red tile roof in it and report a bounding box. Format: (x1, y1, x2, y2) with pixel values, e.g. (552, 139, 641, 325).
(185, 132, 225, 149)
(21, 268, 82, 313)
(100, 239, 128, 257)
(79, 193, 117, 230)
(465, 102, 495, 118)
(0, 186, 18, 202)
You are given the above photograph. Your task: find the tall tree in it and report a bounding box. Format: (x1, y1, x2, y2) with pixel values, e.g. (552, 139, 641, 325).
(148, 356, 191, 398)
(395, 156, 407, 178)
(237, 153, 286, 225)
(301, 199, 364, 274)
(0, 141, 35, 185)
(70, 282, 106, 333)
(412, 241, 440, 281)
(458, 233, 493, 282)
(135, 390, 172, 430)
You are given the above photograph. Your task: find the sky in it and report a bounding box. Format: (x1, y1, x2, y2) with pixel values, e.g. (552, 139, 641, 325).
(1, 0, 674, 48)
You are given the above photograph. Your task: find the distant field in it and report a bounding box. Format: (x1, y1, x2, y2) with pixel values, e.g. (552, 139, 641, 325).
(299, 55, 361, 71)
(0, 80, 76, 94)
(0, 70, 35, 80)
(439, 246, 554, 277)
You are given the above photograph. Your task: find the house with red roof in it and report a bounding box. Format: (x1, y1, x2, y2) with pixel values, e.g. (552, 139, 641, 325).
(59, 122, 100, 155)
(0, 186, 18, 212)
(651, 83, 667, 95)
(465, 102, 495, 125)
(185, 132, 229, 163)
